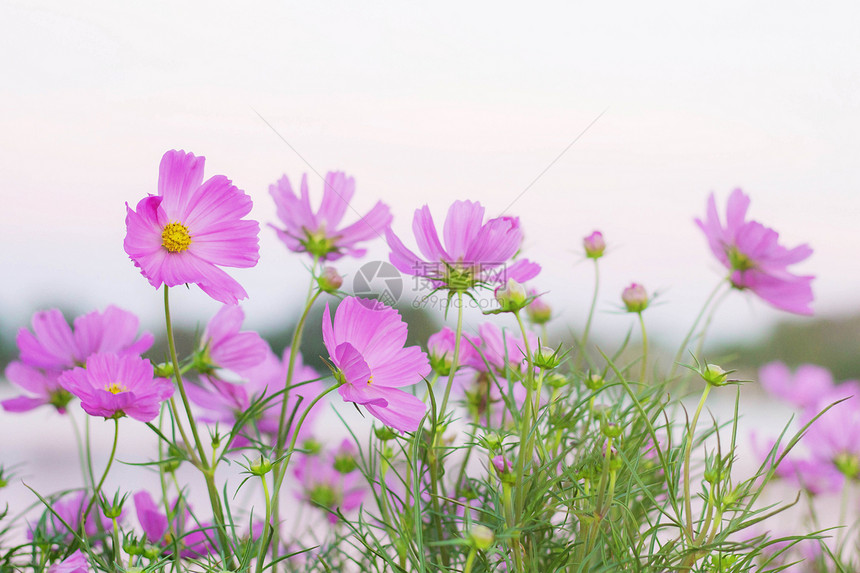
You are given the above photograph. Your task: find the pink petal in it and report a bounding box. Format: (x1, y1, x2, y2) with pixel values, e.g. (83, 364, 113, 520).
(412, 206, 449, 262)
(317, 171, 355, 228)
(443, 200, 485, 260)
(157, 150, 206, 219)
(364, 389, 426, 432)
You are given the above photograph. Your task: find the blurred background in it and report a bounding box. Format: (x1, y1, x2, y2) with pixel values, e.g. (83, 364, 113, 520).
(1, 1, 859, 518)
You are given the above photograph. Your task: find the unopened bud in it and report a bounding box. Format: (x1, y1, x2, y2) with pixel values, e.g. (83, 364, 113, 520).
(526, 291, 552, 324)
(533, 346, 562, 370)
(492, 455, 516, 484)
(583, 231, 606, 259)
(469, 524, 495, 550)
(317, 267, 343, 293)
(702, 364, 729, 387)
(495, 279, 528, 313)
(621, 283, 649, 313)
(585, 373, 605, 391)
(250, 455, 273, 476)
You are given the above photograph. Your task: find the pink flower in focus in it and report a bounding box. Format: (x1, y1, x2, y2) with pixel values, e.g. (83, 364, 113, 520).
(696, 188, 814, 315)
(386, 200, 540, 291)
(323, 297, 430, 432)
(293, 450, 366, 523)
(1, 362, 71, 414)
(197, 305, 268, 376)
(269, 171, 391, 261)
(133, 491, 214, 559)
(16, 306, 153, 371)
(124, 150, 260, 305)
(59, 353, 174, 422)
(48, 550, 90, 573)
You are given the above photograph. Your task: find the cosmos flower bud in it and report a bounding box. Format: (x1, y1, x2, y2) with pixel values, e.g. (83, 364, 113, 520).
(583, 231, 606, 259)
(702, 364, 729, 387)
(249, 455, 273, 476)
(469, 524, 495, 550)
(492, 455, 516, 484)
(495, 279, 529, 313)
(600, 418, 623, 439)
(585, 373, 605, 391)
(317, 266, 343, 294)
(621, 283, 649, 313)
(526, 290, 552, 324)
(533, 346, 562, 370)
(834, 453, 860, 480)
(546, 373, 569, 389)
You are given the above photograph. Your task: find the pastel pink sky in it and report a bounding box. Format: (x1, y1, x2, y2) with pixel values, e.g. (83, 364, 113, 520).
(1, 1, 858, 347)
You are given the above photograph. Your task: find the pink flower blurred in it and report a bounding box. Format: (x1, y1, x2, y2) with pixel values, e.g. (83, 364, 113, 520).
(1, 362, 70, 414)
(133, 491, 214, 559)
(16, 306, 153, 371)
(59, 353, 173, 422)
(47, 550, 90, 573)
(35, 491, 111, 545)
(696, 188, 814, 315)
(186, 346, 323, 447)
(386, 200, 540, 291)
(468, 323, 538, 375)
(759, 362, 835, 412)
(293, 447, 366, 523)
(269, 171, 391, 261)
(124, 149, 260, 305)
(323, 297, 430, 432)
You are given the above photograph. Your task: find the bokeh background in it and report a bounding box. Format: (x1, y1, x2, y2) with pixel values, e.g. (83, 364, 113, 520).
(1, 0, 859, 532)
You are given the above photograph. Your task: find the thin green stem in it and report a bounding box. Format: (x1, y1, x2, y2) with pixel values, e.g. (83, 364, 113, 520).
(638, 311, 648, 383)
(112, 516, 123, 569)
(463, 546, 478, 573)
(581, 258, 600, 355)
(254, 473, 273, 573)
(437, 291, 465, 419)
(164, 287, 234, 564)
(82, 418, 119, 523)
(683, 383, 712, 542)
(261, 383, 341, 564)
(514, 311, 535, 517)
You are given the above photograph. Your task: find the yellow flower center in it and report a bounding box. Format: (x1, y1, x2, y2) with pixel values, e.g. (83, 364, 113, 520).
(105, 382, 127, 394)
(162, 222, 192, 253)
(366, 375, 374, 386)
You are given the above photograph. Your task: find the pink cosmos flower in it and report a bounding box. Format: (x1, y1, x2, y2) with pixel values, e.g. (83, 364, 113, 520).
(16, 306, 153, 371)
(133, 491, 213, 558)
(1, 362, 71, 414)
(386, 200, 540, 291)
(293, 449, 366, 523)
(322, 297, 430, 432)
(696, 188, 814, 315)
(48, 550, 90, 573)
(197, 305, 268, 377)
(269, 171, 391, 261)
(59, 353, 174, 422)
(124, 149, 260, 305)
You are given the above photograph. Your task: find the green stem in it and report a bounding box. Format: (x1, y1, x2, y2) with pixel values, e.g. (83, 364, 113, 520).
(463, 546, 478, 573)
(254, 473, 273, 573)
(163, 287, 233, 563)
(82, 418, 119, 523)
(638, 311, 648, 383)
(581, 259, 600, 355)
(514, 311, 535, 518)
(437, 291, 465, 419)
(112, 516, 123, 569)
(261, 383, 341, 564)
(683, 383, 712, 542)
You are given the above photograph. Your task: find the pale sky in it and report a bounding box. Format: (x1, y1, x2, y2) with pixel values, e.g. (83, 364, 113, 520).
(2, 1, 859, 351)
